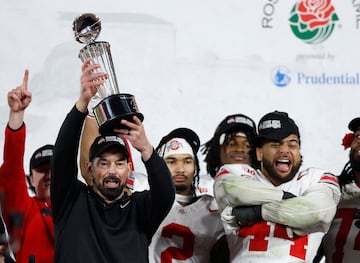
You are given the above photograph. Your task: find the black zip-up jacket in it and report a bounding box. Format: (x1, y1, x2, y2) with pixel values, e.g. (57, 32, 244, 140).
(51, 106, 175, 263)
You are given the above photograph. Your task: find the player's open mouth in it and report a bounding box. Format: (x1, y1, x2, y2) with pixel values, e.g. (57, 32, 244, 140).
(275, 159, 291, 172)
(104, 177, 120, 188)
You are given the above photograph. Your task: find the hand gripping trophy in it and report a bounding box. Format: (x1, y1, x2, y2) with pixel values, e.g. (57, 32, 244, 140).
(73, 13, 144, 134)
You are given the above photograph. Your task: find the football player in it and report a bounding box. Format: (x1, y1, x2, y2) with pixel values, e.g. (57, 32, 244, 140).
(202, 113, 258, 178)
(149, 128, 229, 263)
(315, 117, 360, 262)
(215, 111, 341, 262)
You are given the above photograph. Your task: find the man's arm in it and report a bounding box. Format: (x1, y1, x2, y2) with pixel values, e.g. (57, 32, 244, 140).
(3, 69, 31, 176)
(210, 235, 229, 263)
(142, 151, 175, 237)
(51, 59, 108, 219)
(113, 117, 175, 236)
(0, 70, 32, 226)
(51, 106, 87, 219)
(230, 171, 341, 234)
(262, 181, 340, 233)
(341, 181, 360, 200)
(79, 116, 99, 186)
(214, 165, 288, 210)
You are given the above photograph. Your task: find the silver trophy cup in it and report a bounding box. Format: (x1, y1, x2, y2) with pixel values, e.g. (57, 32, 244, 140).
(73, 13, 144, 134)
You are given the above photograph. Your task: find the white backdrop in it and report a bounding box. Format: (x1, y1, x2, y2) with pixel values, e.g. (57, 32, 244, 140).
(0, 0, 359, 177)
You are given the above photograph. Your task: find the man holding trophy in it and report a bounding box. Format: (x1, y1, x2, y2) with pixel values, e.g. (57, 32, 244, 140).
(50, 14, 175, 262)
(74, 13, 148, 190)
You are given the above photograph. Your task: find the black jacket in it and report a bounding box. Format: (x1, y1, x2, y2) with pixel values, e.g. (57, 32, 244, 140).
(51, 106, 175, 263)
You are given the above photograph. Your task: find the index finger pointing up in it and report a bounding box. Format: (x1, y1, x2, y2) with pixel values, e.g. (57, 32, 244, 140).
(22, 69, 29, 91)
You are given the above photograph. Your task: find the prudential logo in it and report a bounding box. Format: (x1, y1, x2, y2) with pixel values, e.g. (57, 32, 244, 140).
(272, 66, 291, 87)
(289, 0, 339, 44)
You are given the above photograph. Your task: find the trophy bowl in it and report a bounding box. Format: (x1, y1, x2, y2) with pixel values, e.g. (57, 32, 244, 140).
(93, 93, 144, 134)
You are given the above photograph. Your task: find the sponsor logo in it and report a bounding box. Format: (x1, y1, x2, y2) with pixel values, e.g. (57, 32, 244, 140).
(261, 0, 279, 28)
(289, 0, 339, 44)
(271, 66, 360, 87)
(297, 72, 360, 85)
(355, 2, 360, 29)
(271, 66, 291, 87)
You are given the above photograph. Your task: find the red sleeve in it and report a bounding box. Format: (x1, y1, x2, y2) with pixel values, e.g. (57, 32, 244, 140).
(0, 124, 32, 227)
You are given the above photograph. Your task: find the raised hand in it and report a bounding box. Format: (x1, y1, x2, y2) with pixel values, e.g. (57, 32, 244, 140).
(7, 69, 32, 130)
(7, 69, 32, 113)
(76, 59, 108, 113)
(114, 116, 153, 161)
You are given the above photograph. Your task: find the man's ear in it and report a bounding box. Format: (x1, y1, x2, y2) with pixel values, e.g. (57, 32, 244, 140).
(84, 161, 94, 186)
(86, 161, 93, 175)
(28, 173, 34, 185)
(256, 147, 263, 162)
(128, 161, 133, 175)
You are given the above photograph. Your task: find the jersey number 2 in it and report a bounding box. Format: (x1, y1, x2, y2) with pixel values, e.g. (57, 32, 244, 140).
(160, 223, 195, 263)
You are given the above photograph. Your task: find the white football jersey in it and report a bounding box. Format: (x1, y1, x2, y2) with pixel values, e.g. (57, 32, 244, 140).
(195, 173, 215, 196)
(127, 171, 149, 192)
(214, 164, 340, 262)
(322, 182, 360, 263)
(224, 221, 324, 263)
(148, 195, 225, 263)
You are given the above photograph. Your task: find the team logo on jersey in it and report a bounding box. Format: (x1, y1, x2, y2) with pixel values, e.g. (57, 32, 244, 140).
(289, 0, 339, 44)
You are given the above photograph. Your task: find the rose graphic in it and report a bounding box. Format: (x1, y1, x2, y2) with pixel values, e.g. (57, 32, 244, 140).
(289, 0, 339, 44)
(298, 0, 335, 29)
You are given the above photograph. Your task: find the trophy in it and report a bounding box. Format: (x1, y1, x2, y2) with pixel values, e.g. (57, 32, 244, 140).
(73, 13, 144, 134)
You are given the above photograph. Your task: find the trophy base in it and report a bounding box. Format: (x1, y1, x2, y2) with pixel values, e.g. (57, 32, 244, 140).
(93, 93, 144, 135)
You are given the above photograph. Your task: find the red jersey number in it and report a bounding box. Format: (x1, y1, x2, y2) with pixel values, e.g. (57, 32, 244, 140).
(331, 208, 360, 262)
(160, 223, 195, 263)
(238, 221, 308, 260)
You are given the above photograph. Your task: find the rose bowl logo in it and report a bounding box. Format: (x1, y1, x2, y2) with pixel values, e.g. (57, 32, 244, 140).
(289, 0, 339, 44)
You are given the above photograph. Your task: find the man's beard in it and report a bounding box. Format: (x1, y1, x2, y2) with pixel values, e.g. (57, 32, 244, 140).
(96, 175, 125, 200)
(350, 149, 360, 172)
(175, 184, 187, 192)
(262, 156, 302, 185)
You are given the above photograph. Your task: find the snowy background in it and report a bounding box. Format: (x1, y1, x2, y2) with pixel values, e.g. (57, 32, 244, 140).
(0, 0, 359, 180)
